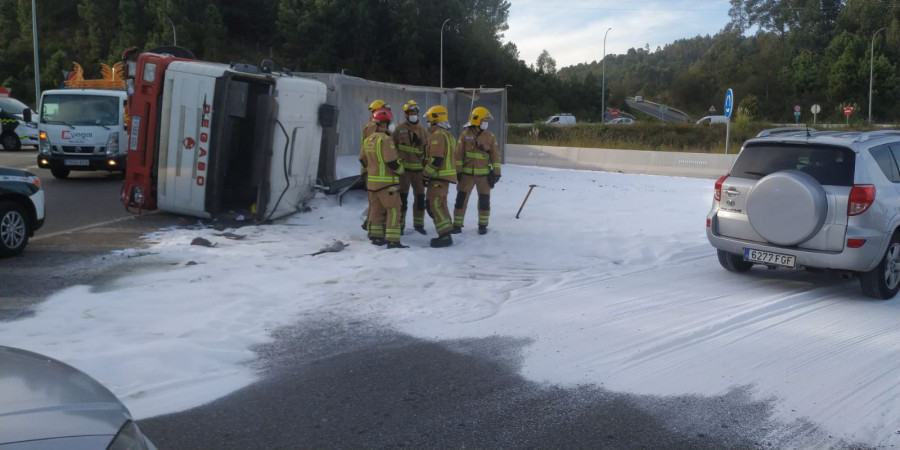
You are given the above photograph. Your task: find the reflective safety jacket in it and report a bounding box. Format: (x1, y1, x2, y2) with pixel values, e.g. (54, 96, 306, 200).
(424, 125, 458, 183)
(361, 131, 402, 191)
(456, 126, 501, 176)
(361, 120, 378, 145)
(392, 121, 428, 171)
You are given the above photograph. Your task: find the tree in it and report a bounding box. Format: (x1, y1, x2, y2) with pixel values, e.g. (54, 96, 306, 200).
(536, 49, 556, 75)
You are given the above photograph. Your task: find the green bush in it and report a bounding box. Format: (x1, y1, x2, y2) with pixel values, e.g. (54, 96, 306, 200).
(507, 122, 803, 154)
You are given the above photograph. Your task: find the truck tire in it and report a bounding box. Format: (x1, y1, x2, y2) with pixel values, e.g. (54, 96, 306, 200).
(1, 131, 21, 152)
(0, 200, 29, 257)
(746, 170, 827, 246)
(859, 233, 900, 300)
(51, 168, 70, 179)
(717, 249, 753, 272)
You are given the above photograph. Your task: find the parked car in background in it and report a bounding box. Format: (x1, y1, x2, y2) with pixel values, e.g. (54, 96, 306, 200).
(606, 117, 634, 125)
(696, 115, 728, 125)
(543, 113, 576, 126)
(634, 96, 643, 102)
(0, 345, 157, 449)
(0, 97, 38, 151)
(0, 167, 44, 257)
(707, 129, 900, 299)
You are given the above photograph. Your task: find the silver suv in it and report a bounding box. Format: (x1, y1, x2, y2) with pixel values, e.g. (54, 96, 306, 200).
(707, 129, 900, 299)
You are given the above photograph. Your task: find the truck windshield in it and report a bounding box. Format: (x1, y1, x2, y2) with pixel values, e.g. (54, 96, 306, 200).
(41, 94, 119, 126)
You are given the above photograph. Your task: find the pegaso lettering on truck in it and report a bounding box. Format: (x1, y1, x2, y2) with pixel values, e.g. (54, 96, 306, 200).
(194, 100, 211, 186)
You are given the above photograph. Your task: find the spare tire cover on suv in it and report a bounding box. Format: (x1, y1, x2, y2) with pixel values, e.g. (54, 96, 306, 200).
(746, 170, 827, 246)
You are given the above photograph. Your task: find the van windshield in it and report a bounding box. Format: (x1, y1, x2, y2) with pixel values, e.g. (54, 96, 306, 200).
(41, 94, 119, 126)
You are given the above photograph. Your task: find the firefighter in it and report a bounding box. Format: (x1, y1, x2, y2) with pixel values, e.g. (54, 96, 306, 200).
(359, 99, 391, 231)
(452, 106, 501, 235)
(393, 100, 429, 235)
(422, 105, 458, 248)
(360, 107, 407, 249)
(361, 99, 390, 143)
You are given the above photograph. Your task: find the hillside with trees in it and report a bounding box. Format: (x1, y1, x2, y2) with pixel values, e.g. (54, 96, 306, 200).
(0, 0, 897, 124)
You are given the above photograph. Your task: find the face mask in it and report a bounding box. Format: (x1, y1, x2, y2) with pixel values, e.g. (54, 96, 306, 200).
(388, 123, 396, 133)
(408, 115, 418, 124)
(480, 121, 489, 131)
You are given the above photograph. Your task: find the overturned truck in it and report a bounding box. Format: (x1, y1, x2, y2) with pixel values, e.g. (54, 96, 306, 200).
(122, 52, 507, 221)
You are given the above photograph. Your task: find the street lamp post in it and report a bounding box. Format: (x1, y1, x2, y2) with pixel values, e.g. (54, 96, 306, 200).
(601, 27, 611, 123)
(32, 0, 40, 108)
(163, 14, 177, 46)
(440, 19, 450, 88)
(868, 27, 886, 125)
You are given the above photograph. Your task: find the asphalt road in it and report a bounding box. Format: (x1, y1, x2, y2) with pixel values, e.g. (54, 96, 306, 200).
(1, 147, 774, 448)
(0, 147, 184, 319)
(625, 99, 692, 123)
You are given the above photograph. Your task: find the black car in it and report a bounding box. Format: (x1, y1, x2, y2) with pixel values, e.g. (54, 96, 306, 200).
(0, 166, 45, 257)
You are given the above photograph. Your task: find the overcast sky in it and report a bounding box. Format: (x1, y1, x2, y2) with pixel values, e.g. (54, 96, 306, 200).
(504, 0, 732, 68)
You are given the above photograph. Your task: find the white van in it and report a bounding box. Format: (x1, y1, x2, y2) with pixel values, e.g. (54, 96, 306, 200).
(544, 113, 576, 126)
(37, 88, 128, 179)
(696, 115, 729, 125)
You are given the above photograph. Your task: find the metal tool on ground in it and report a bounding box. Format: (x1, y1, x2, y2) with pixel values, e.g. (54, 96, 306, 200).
(516, 184, 537, 219)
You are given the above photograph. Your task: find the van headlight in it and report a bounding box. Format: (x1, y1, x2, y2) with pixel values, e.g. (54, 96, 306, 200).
(39, 131, 51, 155)
(106, 132, 120, 155)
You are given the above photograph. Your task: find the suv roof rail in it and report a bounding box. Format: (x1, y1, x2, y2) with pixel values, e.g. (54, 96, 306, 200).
(856, 130, 900, 142)
(755, 127, 817, 138)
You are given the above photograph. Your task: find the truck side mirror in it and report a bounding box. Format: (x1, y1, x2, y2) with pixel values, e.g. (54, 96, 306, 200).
(23, 108, 31, 123)
(318, 104, 338, 128)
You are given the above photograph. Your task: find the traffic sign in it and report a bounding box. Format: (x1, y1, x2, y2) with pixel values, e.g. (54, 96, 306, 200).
(724, 89, 733, 118)
(610, 109, 619, 118)
(794, 104, 801, 113)
(0, 86, 9, 98)
(844, 106, 853, 116)
(708, 105, 716, 113)
(811, 104, 821, 114)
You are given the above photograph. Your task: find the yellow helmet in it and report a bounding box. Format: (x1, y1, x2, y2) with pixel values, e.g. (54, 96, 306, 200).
(425, 105, 448, 124)
(403, 100, 419, 113)
(368, 99, 391, 112)
(470, 107, 492, 126)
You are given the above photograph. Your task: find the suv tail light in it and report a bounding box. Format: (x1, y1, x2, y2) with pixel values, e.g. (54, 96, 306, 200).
(714, 174, 729, 202)
(848, 185, 875, 216)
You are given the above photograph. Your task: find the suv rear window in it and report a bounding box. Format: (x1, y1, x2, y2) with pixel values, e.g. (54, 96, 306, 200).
(731, 143, 855, 186)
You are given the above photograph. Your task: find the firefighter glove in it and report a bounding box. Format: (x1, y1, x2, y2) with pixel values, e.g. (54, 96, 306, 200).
(488, 172, 500, 188)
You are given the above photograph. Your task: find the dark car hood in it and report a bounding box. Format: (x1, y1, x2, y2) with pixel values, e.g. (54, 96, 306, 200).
(0, 346, 129, 445)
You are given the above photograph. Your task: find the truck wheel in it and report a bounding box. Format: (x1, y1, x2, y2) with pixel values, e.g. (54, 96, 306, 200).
(51, 168, 70, 179)
(0, 201, 29, 257)
(717, 249, 753, 272)
(859, 233, 900, 300)
(1, 131, 21, 152)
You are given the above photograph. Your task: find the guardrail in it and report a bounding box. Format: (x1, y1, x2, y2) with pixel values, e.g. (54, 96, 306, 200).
(506, 144, 737, 179)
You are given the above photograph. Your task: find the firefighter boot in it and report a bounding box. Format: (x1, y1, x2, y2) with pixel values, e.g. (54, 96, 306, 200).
(370, 237, 386, 246)
(387, 241, 409, 249)
(430, 233, 453, 248)
(414, 225, 427, 235)
(478, 226, 488, 235)
(450, 226, 462, 234)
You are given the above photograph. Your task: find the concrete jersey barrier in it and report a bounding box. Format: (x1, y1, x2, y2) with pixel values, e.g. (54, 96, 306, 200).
(505, 144, 738, 179)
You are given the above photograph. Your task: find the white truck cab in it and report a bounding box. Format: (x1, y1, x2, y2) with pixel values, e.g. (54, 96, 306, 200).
(37, 88, 128, 179)
(123, 56, 329, 221)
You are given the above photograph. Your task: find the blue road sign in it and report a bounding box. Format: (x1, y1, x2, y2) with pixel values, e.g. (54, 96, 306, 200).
(724, 89, 734, 118)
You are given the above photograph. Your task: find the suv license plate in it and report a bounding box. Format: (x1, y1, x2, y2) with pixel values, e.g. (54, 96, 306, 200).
(744, 248, 796, 268)
(64, 159, 89, 166)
